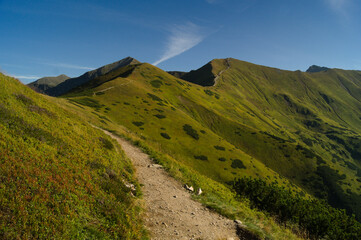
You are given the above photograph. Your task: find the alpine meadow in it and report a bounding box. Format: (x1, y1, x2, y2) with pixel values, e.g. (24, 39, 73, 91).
(2, 0, 361, 239)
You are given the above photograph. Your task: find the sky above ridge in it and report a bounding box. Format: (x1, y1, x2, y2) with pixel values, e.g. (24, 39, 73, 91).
(1, 0, 361, 83)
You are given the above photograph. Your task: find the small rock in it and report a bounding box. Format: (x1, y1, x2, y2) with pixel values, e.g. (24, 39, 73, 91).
(197, 188, 202, 195)
(173, 195, 177, 198)
(184, 184, 194, 192)
(191, 212, 195, 215)
(152, 164, 163, 168)
(161, 222, 168, 227)
(234, 219, 243, 225)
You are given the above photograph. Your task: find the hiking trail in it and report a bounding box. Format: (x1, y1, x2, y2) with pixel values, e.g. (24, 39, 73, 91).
(101, 129, 242, 240)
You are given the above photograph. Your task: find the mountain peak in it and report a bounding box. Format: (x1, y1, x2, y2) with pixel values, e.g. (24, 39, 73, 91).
(45, 56, 141, 96)
(178, 58, 231, 86)
(306, 65, 329, 73)
(92, 57, 140, 77)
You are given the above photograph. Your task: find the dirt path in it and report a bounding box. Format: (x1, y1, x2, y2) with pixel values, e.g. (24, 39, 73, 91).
(214, 58, 231, 86)
(92, 79, 133, 96)
(102, 130, 240, 240)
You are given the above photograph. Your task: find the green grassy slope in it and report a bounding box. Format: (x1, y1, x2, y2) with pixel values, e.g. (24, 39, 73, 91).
(64, 63, 292, 188)
(212, 59, 361, 217)
(0, 73, 147, 239)
(62, 58, 361, 222)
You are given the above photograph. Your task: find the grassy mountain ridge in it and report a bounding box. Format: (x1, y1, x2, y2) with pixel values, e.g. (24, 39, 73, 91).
(45, 57, 140, 96)
(60, 58, 361, 222)
(0, 73, 147, 239)
(27, 74, 70, 93)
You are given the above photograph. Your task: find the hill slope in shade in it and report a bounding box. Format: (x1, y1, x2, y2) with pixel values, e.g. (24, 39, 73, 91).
(0, 73, 146, 239)
(27, 74, 69, 93)
(46, 57, 140, 96)
(61, 57, 361, 221)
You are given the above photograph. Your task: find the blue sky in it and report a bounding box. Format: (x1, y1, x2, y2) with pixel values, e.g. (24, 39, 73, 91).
(1, 0, 361, 83)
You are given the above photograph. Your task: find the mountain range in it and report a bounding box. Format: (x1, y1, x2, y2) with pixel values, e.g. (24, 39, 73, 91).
(3, 56, 361, 239)
(28, 57, 361, 220)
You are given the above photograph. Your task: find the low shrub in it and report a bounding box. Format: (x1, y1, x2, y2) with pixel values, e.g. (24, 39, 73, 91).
(154, 114, 166, 119)
(99, 137, 114, 150)
(183, 124, 199, 140)
(233, 177, 361, 240)
(214, 145, 226, 151)
(160, 132, 171, 139)
(231, 159, 246, 169)
(194, 155, 208, 161)
(132, 121, 144, 127)
(150, 80, 163, 88)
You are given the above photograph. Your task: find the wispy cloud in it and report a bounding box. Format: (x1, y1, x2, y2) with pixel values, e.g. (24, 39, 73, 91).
(324, 0, 351, 17)
(153, 22, 205, 66)
(11, 75, 40, 80)
(43, 62, 94, 70)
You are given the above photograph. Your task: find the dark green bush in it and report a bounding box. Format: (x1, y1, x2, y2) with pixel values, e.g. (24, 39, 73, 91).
(147, 93, 163, 102)
(231, 159, 246, 169)
(183, 124, 199, 140)
(204, 89, 214, 96)
(194, 155, 208, 161)
(214, 145, 226, 151)
(154, 108, 164, 113)
(99, 137, 114, 150)
(233, 177, 361, 240)
(150, 80, 163, 88)
(218, 157, 227, 162)
(132, 121, 144, 127)
(160, 133, 171, 139)
(154, 114, 166, 119)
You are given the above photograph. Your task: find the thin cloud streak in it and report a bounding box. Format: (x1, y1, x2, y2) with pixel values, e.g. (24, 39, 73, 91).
(43, 62, 94, 70)
(153, 23, 205, 66)
(11, 75, 40, 80)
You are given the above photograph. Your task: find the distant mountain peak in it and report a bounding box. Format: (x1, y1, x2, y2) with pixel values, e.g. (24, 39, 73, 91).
(306, 65, 329, 73)
(45, 56, 141, 96)
(27, 74, 70, 93)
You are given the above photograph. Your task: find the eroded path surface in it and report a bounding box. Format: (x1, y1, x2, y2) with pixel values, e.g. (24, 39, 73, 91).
(103, 130, 239, 240)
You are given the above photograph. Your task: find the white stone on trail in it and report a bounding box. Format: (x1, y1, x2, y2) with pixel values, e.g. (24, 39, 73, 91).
(185, 184, 194, 192)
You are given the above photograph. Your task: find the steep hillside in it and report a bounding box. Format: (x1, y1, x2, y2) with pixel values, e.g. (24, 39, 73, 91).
(64, 62, 289, 187)
(46, 57, 140, 96)
(60, 58, 361, 223)
(28, 74, 69, 93)
(0, 73, 147, 239)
